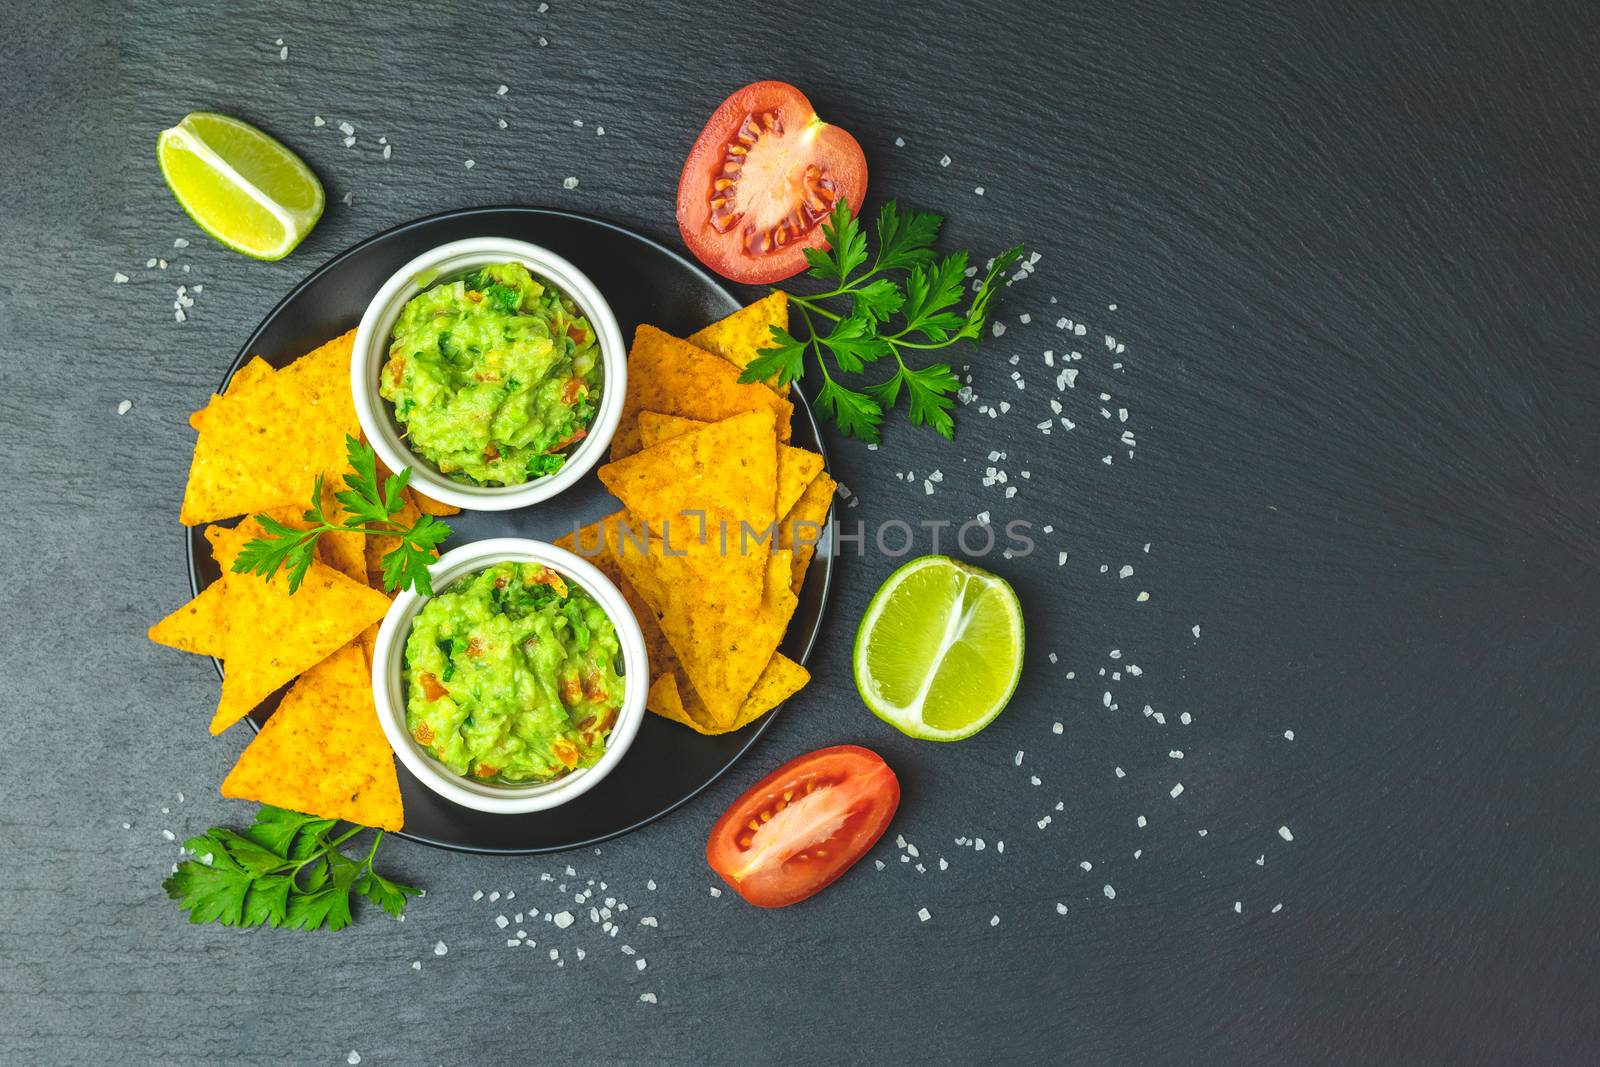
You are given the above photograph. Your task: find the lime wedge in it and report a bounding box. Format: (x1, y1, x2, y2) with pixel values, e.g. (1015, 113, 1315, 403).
(157, 111, 323, 260)
(853, 555, 1024, 741)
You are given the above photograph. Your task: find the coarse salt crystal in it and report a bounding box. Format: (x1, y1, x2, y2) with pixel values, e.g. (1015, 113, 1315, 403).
(433, 941, 448, 956)
(939, 154, 951, 167)
(917, 907, 931, 921)
(1103, 885, 1116, 900)
(116, 400, 133, 415)
(563, 176, 579, 189)
(1278, 825, 1294, 841)
(553, 911, 574, 928)
(1170, 783, 1184, 798)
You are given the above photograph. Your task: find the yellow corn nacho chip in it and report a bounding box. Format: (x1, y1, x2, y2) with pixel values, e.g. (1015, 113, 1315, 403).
(188, 356, 277, 430)
(612, 324, 792, 458)
(220, 643, 404, 831)
(207, 517, 393, 736)
(598, 410, 777, 621)
(636, 410, 822, 520)
(618, 548, 797, 727)
(180, 330, 359, 525)
(781, 470, 836, 595)
(686, 291, 790, 397)
(650, 651, 810, 734)
(646, 672, 718, 733)
(148, 581, 230, 658)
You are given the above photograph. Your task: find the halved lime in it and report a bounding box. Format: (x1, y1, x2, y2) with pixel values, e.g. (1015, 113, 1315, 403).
(853, 555, 1025, 741)
(157, 111, 324, 260)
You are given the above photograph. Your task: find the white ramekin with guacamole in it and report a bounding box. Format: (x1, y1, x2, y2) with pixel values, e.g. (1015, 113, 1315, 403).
(370, 538, 648, 814)
(352, 237, 626, 512)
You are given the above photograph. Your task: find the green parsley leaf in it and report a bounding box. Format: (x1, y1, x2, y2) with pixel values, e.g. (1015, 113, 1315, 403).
(850, 278, 905, 323)
(163, 806, 418, 934)
(901, 362, 962, 440)
(954, 244, 1027, 341)
(740, 326, 808, 387)
(765, 198, 1020, 441)
(356, 871, 421, 920)
(901, 251, 971, 342)
(232, 437, 451, 595)
(819, 315, 893, 373)
(804, 200, 869, 285)
(816, 377, 885, 443)
(247, 807, 334, 856)
(873, 201, 942, 273)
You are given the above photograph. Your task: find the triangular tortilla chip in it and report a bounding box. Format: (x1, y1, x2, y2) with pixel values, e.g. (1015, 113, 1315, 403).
(618, 548, 796, 727)
(189, 356, 277, 430)
(181, 331, 359, 525)
(636, 411, 822, 520)
(220, 643, 404, 831)
(686, 292, 790, 397)
(208, 517, 393, 735)
(148, 581, 230, 658)
(598, 410, 777, 621)
(648, 652, 809, 734)
(781, 470, 836, 595)
(611, 324, 792, 458)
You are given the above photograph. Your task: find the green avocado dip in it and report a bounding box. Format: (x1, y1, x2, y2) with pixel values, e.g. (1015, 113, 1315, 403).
(379, 261, 602, 486)
(403, 561, 625, 784)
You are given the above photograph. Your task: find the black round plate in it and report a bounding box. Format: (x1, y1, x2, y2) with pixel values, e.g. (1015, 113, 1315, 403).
(187, 206, 833, 854)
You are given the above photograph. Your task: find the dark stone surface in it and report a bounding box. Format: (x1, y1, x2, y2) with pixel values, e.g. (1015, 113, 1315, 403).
(3, 0, 1598, 1063)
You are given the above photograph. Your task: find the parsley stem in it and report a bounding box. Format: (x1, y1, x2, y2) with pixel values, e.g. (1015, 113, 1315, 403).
(794, 302, 836, 385)
(787, 293, 842, 323)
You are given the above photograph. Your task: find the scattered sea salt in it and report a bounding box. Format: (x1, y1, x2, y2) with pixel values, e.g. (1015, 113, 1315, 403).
(433, 941, 448, 956)
(1103, 885, 1116, 900)
(553, 911, 574, 928)
(640, 993, 658, 1004)
(563, 176, 579, 189)
(116, 400, 132, 415)
(464, 159, 475, 169)
(496, 84, 509, 95)
(917, 907, 931, 922)
(1278, 825, 1295, 842)
(1170, 783, 1184, 798)
(939, 154, 951, 167)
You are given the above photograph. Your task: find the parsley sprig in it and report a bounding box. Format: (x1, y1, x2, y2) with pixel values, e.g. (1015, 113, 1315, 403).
(741, 201, 1024, 442)
(163, 806, 418, 932)
(232, 436, 450, 596)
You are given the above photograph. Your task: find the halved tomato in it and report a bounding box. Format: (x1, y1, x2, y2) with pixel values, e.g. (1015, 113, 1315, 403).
(706, 745, 899, 907)
(676, 81, 868, 285)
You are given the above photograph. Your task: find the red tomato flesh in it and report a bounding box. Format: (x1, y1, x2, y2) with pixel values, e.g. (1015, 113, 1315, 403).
(677, 81, 868, 285)
(706, 745, 899, 907)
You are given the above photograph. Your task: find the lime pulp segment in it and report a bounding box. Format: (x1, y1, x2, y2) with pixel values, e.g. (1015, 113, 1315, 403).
(853, 556, 1024, 741)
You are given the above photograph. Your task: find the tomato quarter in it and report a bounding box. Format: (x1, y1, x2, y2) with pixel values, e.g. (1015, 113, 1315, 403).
(706, 745, 899, 907)
(676, 81, 868, 285)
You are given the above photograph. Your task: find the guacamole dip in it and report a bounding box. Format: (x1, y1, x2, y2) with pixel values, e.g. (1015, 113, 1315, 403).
(403, 561, 625, 783)
(380, 261, 602, 486)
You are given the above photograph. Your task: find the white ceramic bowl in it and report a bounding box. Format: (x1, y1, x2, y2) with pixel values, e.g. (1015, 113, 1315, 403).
(350, 237, 626, 511)
(370, 538, 649, 815)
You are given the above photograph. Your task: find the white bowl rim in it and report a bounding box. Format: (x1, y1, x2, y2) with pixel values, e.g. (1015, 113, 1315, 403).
(350, 236, 627, 512)
(370, 538, 650, 815)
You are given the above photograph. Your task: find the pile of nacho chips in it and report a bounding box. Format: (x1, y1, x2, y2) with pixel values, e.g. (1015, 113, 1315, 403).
(557, 293, 835, 735)
(149, 330, 458, 832)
